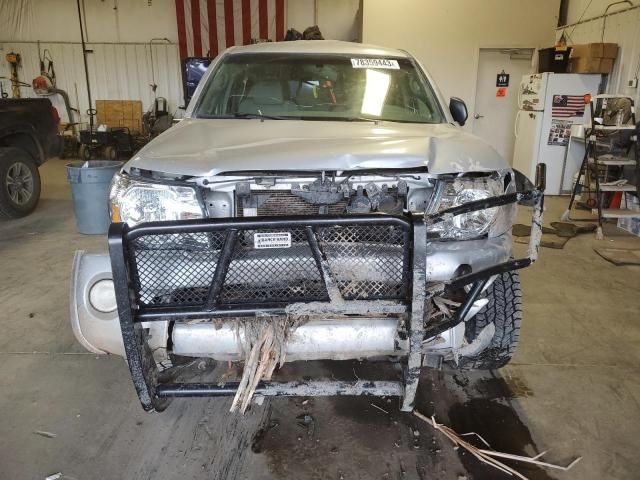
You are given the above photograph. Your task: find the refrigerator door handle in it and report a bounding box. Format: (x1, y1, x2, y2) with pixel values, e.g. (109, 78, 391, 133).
(514, 110, 521, 138)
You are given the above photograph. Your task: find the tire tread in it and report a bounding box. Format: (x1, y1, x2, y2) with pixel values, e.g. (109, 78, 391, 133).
(458, 270, 522, 370)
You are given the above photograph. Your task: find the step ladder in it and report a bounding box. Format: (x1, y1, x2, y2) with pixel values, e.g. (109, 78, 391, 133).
(562, 94, 640, 239)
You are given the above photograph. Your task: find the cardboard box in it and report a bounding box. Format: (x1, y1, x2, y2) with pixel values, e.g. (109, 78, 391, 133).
(96, 100, 143, 134)
(569, 43, 618, 73)
(571, 43, 618, 59)
(570, 56, 614, 74)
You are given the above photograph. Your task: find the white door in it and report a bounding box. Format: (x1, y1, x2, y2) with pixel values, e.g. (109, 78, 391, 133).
(472, 49, 534, 165)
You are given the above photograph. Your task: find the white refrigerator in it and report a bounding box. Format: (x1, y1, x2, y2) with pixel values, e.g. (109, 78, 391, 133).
(513, 73, 602, 195)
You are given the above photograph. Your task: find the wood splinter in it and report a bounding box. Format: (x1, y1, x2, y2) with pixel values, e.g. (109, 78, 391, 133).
(413, 410, 582, 480)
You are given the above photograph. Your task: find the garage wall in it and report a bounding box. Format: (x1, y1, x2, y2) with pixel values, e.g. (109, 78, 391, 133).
(0, 0, 361, 126)
(0, 41, 182, 125)
(362, 0, 560, 128)
(557, 2, 640, 105)
(1, 0, 179, 43)
(0, 0, 182, 125)
(287, 0, 361, 41)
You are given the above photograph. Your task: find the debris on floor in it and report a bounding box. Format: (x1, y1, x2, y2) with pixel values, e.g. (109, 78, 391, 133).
(594, 247, 640, 266)
(513, 221, 597, 249)
(413, 410, 582, 480)
(370, 402, 389, 414)
(33, 430, 57, 439)
(550, 222, 598, 237)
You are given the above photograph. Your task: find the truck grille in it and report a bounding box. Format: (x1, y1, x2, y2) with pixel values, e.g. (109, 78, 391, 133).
(124, 218, 411, 309)
(237, 190, 348, 217)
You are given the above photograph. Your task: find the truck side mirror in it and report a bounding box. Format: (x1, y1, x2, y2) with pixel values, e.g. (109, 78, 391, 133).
(449, 97, 468, 126)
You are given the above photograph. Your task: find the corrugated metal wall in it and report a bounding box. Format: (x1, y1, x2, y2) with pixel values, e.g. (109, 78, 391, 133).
(556, 7, 640, 104)
(0, 41, 183, 126)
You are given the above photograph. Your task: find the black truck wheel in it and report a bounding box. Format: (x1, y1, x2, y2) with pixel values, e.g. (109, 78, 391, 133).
(79, 144, 91, 160)
(104, 146, 118, 161)
(0, 147, 42, 219)
(457, 270, 522, 370)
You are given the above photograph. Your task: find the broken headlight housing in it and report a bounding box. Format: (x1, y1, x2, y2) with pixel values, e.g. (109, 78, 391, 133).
(427, 173, 515, 240)
(109, 171, 204, 226)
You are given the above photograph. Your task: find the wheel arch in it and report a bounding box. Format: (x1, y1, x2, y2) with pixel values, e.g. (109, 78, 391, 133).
(0, 127, 45, 165)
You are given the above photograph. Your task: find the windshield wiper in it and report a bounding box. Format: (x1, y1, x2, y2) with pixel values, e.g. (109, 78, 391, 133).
(301, 116, 380, 123)
(201, 112, 294, 120)
(228, 112, 292, 120)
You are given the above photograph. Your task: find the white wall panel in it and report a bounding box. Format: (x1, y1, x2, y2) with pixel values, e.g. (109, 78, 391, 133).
(0, 41, 182, 126)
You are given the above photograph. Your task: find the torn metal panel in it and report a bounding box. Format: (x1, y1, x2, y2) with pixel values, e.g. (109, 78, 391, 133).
(285, 300, 406, 317)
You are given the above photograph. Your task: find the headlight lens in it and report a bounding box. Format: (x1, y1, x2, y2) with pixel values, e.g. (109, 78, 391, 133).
(428, 175, 514, 240)
(109, 172, 204, 226)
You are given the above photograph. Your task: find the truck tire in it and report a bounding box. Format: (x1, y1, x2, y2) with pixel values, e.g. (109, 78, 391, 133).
(457, 270, 522, 370)
(79, 144, 91, 160)
(104, 146, 118, 161)
(0, 147, 41, 219)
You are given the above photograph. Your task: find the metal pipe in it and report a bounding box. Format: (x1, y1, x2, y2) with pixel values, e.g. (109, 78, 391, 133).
(601, 1, 633, 42)
(456, 279, 489, 323)
(172, 318, 406, 361)
(203, 229, 238, 310)
(557, 2, 639, 29)
(148, 37, 171, 97)
(76, 0, 93, 130)
(156, 380, 405, 398)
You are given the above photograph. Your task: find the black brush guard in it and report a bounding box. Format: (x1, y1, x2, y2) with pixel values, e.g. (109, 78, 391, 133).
(109, 167, 545, 412)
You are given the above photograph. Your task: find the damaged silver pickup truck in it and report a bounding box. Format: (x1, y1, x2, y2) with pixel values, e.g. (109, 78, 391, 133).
(70, 40, 545, 413)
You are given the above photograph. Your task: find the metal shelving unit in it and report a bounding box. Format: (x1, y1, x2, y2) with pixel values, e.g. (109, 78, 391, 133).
(562, 94, 640, 239)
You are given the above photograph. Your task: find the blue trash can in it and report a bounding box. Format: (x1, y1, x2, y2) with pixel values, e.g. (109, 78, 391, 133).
(66, 160, 123, 234)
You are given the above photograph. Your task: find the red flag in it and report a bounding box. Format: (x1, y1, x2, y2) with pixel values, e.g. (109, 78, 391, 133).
(175, 0, 285, 60)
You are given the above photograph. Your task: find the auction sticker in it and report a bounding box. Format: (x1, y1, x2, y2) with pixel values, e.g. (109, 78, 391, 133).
(351, 58, 399, 69)
(254, 232, 292, 249)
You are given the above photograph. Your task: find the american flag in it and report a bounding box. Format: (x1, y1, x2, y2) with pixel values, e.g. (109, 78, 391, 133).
(174, 0, 285, 60)
(551, 95, 586, 118)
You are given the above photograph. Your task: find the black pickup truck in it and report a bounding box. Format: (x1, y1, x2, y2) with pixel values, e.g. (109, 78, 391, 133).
(0, 98, 62, 218)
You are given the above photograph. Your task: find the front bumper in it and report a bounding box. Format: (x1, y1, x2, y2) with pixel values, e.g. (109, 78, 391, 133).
(71, 180, 545, 412)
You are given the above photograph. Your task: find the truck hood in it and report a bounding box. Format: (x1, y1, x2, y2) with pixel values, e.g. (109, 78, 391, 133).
(125, 118, 507, 177)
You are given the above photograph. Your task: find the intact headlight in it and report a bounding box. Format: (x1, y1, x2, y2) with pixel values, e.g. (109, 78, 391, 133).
(109, 172, 204, 226)
(427, 174, 515, 240)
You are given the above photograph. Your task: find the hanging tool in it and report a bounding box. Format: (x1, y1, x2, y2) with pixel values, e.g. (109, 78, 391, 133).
(6, 52, 21, 98)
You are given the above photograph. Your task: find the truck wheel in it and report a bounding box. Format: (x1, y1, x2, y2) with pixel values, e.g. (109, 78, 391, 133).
(0, 147, 42, 219)
(457, 271, 522, 370)
(104, 146, 117, 160)
(79, 144, 91, 160)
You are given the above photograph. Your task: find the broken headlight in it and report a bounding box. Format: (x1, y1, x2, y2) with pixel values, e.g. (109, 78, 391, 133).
(109, 171, 204, 226)
(427, 174, 515, 240)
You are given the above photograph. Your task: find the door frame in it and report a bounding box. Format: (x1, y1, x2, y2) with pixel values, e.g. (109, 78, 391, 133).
(469, 46, 536, 132)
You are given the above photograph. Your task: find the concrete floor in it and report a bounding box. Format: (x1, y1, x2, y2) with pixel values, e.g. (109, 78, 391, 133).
(1, 159, 640, 480)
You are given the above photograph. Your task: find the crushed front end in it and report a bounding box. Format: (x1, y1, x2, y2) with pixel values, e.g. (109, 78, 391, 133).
(70, 165, 545, 412)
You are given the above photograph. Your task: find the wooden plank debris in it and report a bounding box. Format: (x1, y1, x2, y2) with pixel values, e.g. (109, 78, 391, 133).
(413, 410, 581, 480)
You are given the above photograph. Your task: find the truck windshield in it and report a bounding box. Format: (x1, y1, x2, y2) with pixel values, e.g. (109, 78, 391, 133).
(194, 53, 444, 123)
